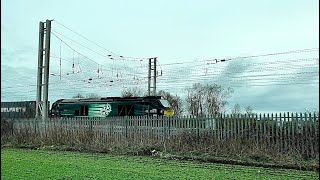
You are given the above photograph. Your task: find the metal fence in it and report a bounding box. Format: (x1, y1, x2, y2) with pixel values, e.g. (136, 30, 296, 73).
(2, 112, 319, 157)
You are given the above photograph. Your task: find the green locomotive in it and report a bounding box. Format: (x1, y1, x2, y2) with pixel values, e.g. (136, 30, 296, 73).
(50, 96, 174, 118)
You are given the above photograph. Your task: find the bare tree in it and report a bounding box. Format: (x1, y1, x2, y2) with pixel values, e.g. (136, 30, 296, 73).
(186, 83, 233, 116)
(245, 105, 254, 116)
(186, 83, 204, 116)
(121, 87, 144, 97)
(231, 103, 241, 116)
(158, 90, 183, 116)
(72, 93, 100, 98)
(304, 107, 319, 114)
(86, 93, 100, 98)
(72, 93, 84, 98)
(205, 84, 233, 116)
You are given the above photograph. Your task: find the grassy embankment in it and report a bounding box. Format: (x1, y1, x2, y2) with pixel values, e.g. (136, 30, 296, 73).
(1, 148, 319, 179)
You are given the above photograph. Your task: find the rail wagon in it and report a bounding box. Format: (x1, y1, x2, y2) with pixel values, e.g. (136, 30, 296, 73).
(1, 101, 37, 119)
(50, 96, 174, 118)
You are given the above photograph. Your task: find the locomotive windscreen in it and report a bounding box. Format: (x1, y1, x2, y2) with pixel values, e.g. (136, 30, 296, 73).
(159, 99, 170, 108)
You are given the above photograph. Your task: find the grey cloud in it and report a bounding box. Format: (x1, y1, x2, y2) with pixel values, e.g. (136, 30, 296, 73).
(1, 47, 37, 68)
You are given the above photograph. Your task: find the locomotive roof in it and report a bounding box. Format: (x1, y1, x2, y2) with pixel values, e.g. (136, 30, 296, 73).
(58, 96, 162, 103)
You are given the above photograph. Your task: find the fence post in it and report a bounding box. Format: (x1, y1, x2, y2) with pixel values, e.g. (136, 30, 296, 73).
(314, 112, 319, 157)
(173, 116, 177, 139)
(244, 114, 247, 141)
(248, 114, 251, 141)
(12, 118, 15, 137)
(275, 113, 278, 152)
(249, 113, 252, 143)
(271, 113, 274, 148)
(280, 113, 284, 152)
(306, 112, 311, 157)
(223, 114, 229, 139)
(229, 114, 232, 139)
(234, 114, 239, 139)
(259, 113, 262, 148)
(226, 114, 229, 140)
(33, 118, 37, 136)
(266, 113, 269, 147)
(155, 116, 158, 142)
(295, 112, 299, 153)
(254, 113, 258, 147)
(299, 113, 303, 155)
(219, 114, 222, 141)
(125, 117, 128, 138)
(233, 114, 236, 139)
(92, 118, 95, 145)
(196, 116, 199, 143)
(216, 115, 219, 138)
(308, 113, 314, 157)
(237, 114, 240, 141)
(263, 113, 266, 146)
(168, 116, 171, 139)
(305, 112, 309, 157)
(231, 114, 234, 139)
(209, 115, 212, 139)
(284, 112, 288, 152)
(287, 112, 290, 150)
(240, 114, 243, 140)
(291, 112, 294, 150)
(90, 118, 93, 131)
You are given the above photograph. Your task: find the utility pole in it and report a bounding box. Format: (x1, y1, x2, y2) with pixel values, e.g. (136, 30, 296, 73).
(36, 19, 51, 124)
(148, 58, 151, 96)
(147, 57, 157, 96)
(153, 57, 157, 95)
(36, 22, 45, 119)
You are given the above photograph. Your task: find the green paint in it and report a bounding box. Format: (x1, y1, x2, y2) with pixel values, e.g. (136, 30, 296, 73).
(57, 99, 168, 118)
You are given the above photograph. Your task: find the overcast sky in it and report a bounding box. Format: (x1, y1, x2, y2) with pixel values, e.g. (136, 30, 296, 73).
(1, 0, 319, 113)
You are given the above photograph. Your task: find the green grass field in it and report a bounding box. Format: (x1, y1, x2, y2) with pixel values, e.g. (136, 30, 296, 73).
(1, 148, 318, 180)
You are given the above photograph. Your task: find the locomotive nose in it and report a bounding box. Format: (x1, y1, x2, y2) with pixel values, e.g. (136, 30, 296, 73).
(164, 109, 174, 116)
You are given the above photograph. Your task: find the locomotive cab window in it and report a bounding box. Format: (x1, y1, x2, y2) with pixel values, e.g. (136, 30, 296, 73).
(159, 99, 171, 108)
(118, 105, 134, 116)
(80, 105, 88, 116)
(75, 110, 80, 116)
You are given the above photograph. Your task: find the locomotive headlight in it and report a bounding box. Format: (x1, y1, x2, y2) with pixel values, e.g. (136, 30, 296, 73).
(164, 109, 174, 116)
